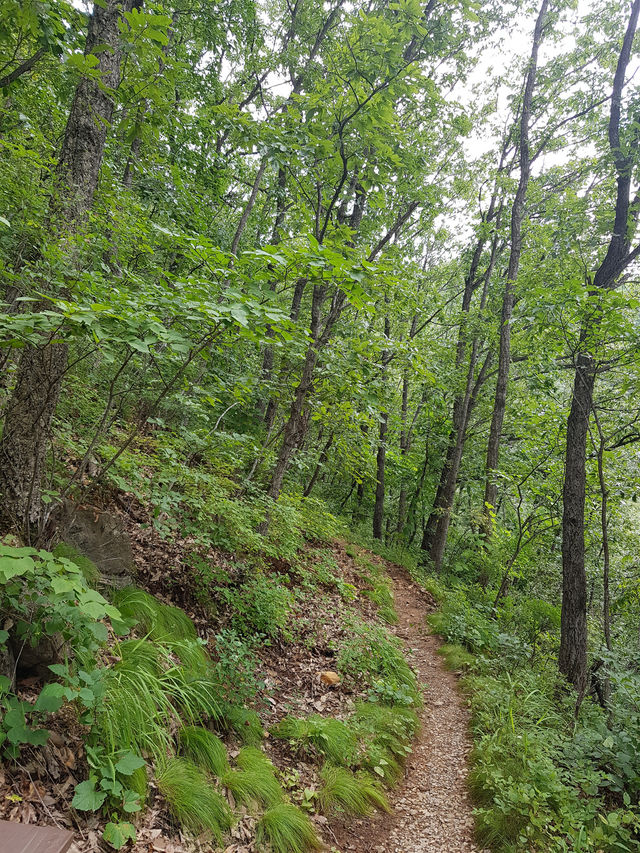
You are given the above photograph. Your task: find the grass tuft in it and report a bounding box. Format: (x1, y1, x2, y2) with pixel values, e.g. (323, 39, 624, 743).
(317, 763, 389, 815)
(256, 803, 322, 853)
(223, 704, 264, 744)
(353, 701, 418, 786)
(270, 715, 358, 765)
(156, 757, 233, 842)
(222, 759, 283, 808)
(52, 542, 100, 585)
(178, 726, 229, 777)
(363, 575, 398, 624)
(111, 587, 198, 644)
(437, 643, 475, 672)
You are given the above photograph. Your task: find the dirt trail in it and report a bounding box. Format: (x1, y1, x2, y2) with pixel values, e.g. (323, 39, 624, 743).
(331, 563, 484, 853)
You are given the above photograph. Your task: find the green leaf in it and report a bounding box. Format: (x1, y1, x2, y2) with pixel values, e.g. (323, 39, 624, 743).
(122, 789, 142, 813)
(0, 555, 35, 581)
(115, 751, 146, 776)
(103, 821, 136, 849)
(72, 779, 107, 811)
(26, 728, 50, 746)
(34, 683, 65, 713)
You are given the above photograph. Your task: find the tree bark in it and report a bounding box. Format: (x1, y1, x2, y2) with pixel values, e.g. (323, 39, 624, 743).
(0, 0, 134, 537)
(559, 0, 640, 692)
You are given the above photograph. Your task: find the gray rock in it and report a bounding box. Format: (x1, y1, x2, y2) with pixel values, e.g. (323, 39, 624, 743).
(58, 500, 134, 588)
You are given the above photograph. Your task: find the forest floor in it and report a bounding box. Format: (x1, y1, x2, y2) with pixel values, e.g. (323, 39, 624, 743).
(0, 511, 483, 853)
(331, 561, 482, 853)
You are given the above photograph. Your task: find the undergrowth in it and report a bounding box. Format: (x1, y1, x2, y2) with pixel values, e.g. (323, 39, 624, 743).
(422, 574, 640, 852)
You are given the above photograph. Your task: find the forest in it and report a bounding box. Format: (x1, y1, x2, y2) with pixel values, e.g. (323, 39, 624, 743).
(1, 0, 640, 850)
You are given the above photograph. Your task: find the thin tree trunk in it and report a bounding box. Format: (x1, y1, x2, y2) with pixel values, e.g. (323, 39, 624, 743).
(373, 315, 390, 540)
(231, 158, 268, 256)
(396, 371, 410, 534)
(482, 0, 548, 533)
(373, 411, 388, 540)
(421, 220, 501, 565)
(303, 433, 334, 497)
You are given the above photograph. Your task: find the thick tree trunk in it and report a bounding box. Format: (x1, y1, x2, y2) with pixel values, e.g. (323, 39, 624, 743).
(558, 351, 594, 694)
(0, 0, 133, 537)
(559, 0, 640, 692)
(482, 0, 548, 532)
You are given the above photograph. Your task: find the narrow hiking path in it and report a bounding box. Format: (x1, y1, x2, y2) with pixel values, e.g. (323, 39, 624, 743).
(332, 562, 484, 853)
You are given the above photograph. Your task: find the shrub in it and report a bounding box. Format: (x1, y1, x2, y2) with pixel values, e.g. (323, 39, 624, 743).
(220, 573, 294, 638)
(211, 628, 266, 702)
(255, 803, 322, 853)
(156, 757, 233, 842)
(353, 701, 417, 785)
(337, 620, 420, 706)
(0, 543, 124, 756)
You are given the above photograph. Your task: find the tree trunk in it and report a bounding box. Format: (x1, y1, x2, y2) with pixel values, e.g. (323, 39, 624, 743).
(558, 351, 594, 694)
(421, 214, 501, 566)
(559, 0, 640, 692)
(0, 0, 134, 537)
(373, 314, 390, 540)
(303, 433, 334, 497)
(373, 411, 388, 540)
(482, 0, 548, 532)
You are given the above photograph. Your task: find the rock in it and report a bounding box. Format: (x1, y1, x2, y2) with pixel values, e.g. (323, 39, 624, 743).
(10, 630, 67, 681)
(0, 640, 15, 691)
(319, 670, 340, 686)
(58, 500, 134, 587)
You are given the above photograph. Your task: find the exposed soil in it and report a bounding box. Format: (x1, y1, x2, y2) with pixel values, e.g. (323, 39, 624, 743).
(331, 561, 485, 853)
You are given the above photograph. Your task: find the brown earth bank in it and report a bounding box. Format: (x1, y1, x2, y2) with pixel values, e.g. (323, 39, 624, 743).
(0, 504, 484, 853)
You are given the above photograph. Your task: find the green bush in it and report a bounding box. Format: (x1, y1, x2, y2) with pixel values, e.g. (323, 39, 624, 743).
(337, 620, 420, 706)
(0, 543, 124, 756)
(211, 628, 266, 702)
(353, 701, 417, 786)
(220, 572, 294, 638)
